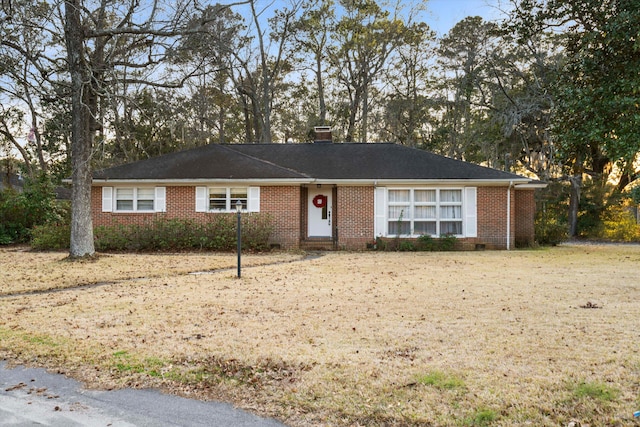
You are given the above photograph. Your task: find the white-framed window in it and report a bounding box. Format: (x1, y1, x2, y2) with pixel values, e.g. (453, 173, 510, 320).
(195, 186, 260, 213)
(385, 188, 464, 237)
(101, 186, 166, 213)
(209, 187, 247, 211)
(115, 188, 154, 211)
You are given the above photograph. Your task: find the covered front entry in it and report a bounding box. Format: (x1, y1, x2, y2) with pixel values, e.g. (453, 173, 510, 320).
(307, 187, 332, 237)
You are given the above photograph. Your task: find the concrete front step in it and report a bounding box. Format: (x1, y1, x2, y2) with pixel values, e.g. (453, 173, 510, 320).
(300, 239, 335, 251)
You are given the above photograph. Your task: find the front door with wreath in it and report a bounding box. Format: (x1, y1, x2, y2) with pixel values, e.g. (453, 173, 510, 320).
(308, 187, 332, 237)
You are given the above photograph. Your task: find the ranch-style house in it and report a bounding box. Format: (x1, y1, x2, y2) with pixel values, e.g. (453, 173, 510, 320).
(92, 128, 545, 250)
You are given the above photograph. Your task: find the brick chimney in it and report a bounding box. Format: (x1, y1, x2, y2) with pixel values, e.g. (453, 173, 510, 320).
(313, 126, 332, 143)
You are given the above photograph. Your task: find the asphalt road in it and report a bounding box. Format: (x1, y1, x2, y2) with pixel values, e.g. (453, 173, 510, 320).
(0, 361, 287, 426)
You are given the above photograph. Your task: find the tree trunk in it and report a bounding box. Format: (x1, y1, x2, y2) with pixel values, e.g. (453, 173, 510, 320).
(218, 79, 226, 144)
(0, 124, 33, 177)
(251, 0, 272, 143)
(568, 174, 582, 237)
(65, 0, 95, 258)
(346, 86, 361, 143)
(316, 55, 326, 125)
(361, 74, 369, 143)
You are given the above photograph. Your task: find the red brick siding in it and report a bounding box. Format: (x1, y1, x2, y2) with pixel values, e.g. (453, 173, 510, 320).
(260, 186, 301, 249)
(336, 186, 374, 250)
(474, 186, 515, 249)
(515, 190, 536, 247)
(92, 186, 210, 226)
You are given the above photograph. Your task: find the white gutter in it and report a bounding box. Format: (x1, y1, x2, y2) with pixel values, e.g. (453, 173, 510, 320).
(89, 178, 313, 186)
(89, 177, 533, 187)
(507, 181, 513, 250)
(514, 182, 548, 189)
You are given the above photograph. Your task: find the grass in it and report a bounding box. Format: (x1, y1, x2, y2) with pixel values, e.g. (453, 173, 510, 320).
(1, 244, 640, 426)
(572, 380, 619, 402)
(417, 371, 466, 390)
(464, 407, 498, 426)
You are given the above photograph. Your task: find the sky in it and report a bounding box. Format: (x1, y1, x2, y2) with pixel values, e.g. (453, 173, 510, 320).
(422, 0, 511, 36)
(4, 0, 512, 152)
(244, 0, 513, 37)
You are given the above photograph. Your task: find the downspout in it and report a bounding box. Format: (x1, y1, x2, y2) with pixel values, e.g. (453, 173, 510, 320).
(506, 181, 513, 250)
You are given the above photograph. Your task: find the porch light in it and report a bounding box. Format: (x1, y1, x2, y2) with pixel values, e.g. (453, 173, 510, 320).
(236, 199, 242, 278)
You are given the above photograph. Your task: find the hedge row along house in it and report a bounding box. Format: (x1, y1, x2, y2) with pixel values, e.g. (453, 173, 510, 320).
(92, 129, 545, 250)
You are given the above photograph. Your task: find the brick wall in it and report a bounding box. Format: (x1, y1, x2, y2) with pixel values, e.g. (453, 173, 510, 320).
(474, 186, 515, 249)
(336, 186, 374, 250)
(92, 186, 211, 227)
(515, 189, 536, 247)
(260, 186, 301, 249)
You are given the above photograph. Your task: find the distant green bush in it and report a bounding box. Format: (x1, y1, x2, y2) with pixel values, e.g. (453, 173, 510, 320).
(535, 215, 568, 245)
(0, 174, 67, 244)
(599, 206, 640, 242)
(630, 186, 640, 205)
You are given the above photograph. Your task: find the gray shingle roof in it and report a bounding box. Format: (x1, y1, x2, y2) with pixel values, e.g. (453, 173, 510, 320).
(93, 143, 530, 182)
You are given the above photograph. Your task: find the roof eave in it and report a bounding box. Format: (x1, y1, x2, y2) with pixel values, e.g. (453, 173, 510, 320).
(370, 178, 533, 186)
(514, 182, 548, 189)
(91, 178, 314, 186)
(91, 177, 534, 186)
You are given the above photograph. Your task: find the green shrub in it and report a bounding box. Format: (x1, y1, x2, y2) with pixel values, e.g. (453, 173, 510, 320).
(398, 240, 416, 251)
(373, 235, 459, 252)
(415, 234, 457, 251)
(600, 206, 640, 242)
(438, 234, 457, 251)
(93, 214, 274, 252)
(31, 223, 71, 250)
(416, 235, 436, 251)
(374, 236, 387, 251)
(0, 174, 66, 244)
(535, 181, 569, 245)
(631, 185, 640, 205)
(0, 233, 12, 245)
(535, 215, 568, 245)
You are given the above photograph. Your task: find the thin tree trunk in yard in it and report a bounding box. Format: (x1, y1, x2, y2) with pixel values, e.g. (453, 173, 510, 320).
(568, 174, 581, 237)
(65, 0, 95, 257)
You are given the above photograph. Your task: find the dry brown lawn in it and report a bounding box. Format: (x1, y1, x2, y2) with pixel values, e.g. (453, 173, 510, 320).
(1, 244, 640, 426)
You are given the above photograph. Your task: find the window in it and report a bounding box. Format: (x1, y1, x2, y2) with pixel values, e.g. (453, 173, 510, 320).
(102, 187, 165, 213)
(387, 189, 410, 235)
(439, 189, 463, 235)
(196, 186, 259, 213)
(387, 188, 463, 237)
(208, 187, 247, 212)
(115, 187, 155, 212)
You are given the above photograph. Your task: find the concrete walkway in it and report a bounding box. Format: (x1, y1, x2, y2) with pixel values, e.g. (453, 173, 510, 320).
(1, 361, 287, 426)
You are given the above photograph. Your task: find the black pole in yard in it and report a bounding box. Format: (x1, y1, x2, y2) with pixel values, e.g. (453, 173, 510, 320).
(236, 199, 242, 278)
